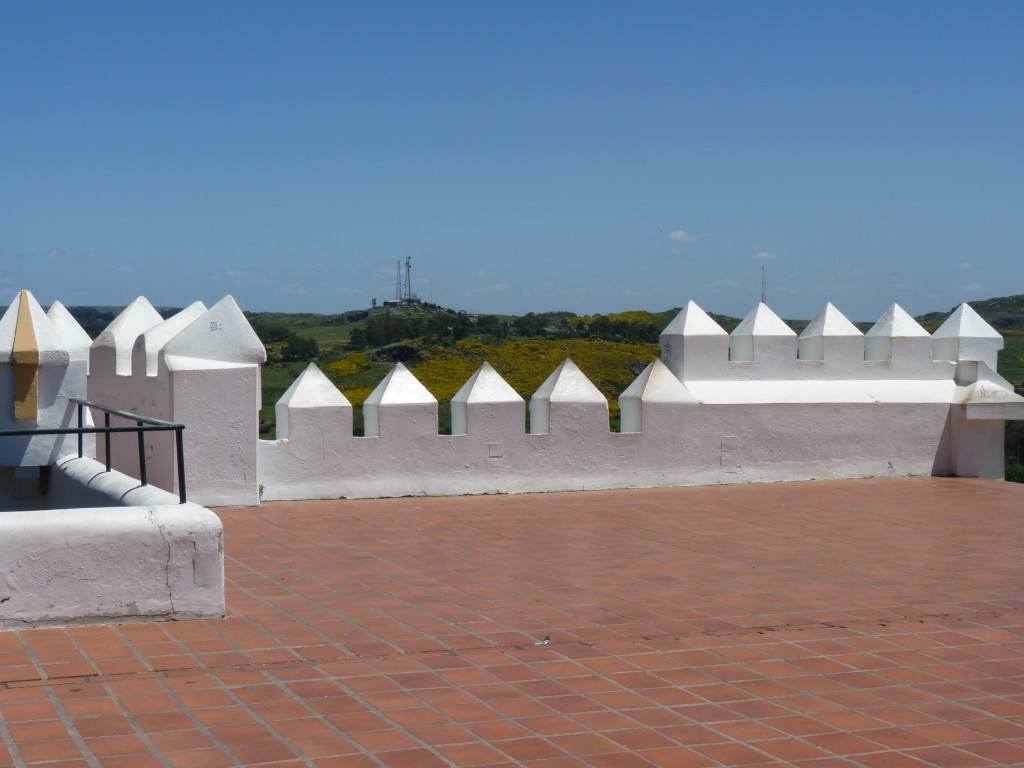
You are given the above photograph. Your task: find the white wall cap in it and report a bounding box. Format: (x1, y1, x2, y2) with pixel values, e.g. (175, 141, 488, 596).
(0, 290, 70, 366)
(91, 296, 164, 375)
(732, 303, 796, 338)
(866, 304, 930, 338)
(364, 362, 437, 406)
(800, 303, 863, 339)
(685, 378, 955, 404)
(932, 303, 1003, 341)
(532, 358, 606, 404)
(451, 361, 524, 405)
(137, 301, 207, 375)
(660, 301, 728, 337)
(162, 296, 267, 365)
(621, 359, 699, 403)
(279, 363, 352, 409)
(163, 355, 254, 372)
(46, 301, 93, 364)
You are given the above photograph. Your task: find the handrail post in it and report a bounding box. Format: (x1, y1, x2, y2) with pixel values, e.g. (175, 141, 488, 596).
(77, 401, 83, 458)
(104, 412, 111, 472)
(137, 421, 147, 486)
(175, 427, 187, 504)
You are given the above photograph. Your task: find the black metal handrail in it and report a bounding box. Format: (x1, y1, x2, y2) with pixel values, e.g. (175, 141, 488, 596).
(0, 398, 187, 503)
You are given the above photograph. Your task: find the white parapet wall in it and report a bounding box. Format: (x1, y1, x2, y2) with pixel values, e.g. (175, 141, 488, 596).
(0, 504, 224, 629)
(259, 300, 1024, 502)
(1, 455, 225, 629)
(10, 291, 1022, 507)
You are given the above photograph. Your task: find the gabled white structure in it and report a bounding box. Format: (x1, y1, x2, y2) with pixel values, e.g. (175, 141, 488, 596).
(619, 358, 698, 434)
(160, 296, 266, 506)
(932, 303, 1004, 371)
(134, 300, 207, 376)
(451, 361, 524, 437)
(363, 362, 438, 438)
(529, 358, 608, 436)
(730, 303, 797, 374)
(91, 296, 164, 376)
(47, 301, 93, 373)
(276, 363, 352, 441)
(798, 303, 864, 370)
(660, 301, 729, 381)
(865, 303, 932, 366)
(0, 291, 75, 471)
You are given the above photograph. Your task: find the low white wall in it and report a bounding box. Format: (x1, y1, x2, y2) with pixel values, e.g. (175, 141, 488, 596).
(0, 456, 224, 629)
(259, 401, 955, 499)
(49, 455, 183, 507)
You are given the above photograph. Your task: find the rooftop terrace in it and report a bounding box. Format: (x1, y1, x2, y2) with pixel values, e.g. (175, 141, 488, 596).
(2, 477, 1024, 767)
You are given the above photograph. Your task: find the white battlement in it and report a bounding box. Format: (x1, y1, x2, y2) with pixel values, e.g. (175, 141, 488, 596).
(3, 291, 1023, 506)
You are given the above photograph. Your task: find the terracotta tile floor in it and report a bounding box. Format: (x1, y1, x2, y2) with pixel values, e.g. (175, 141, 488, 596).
(3, 477, 1024, 766)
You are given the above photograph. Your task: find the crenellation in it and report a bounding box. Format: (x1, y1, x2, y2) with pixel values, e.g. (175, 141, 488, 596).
(729, 303, 798, 373)
(798, 303, 864, 370)
(46, 301, 92, 371)
(276, 363, 353, 441)
(529, 358, 608, 436)
(91, 296, 164, 377)
(932, 303, 1004, 370)
(619, 358, 698, 434)
(133, 300, 207, 377)
(659, 301, 729, 381)
(450, 361, 525, 437)
(363, 362, 438, 438)
(864, 303, 932, 365)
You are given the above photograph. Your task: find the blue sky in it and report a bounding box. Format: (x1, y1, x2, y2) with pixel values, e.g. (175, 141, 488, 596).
(2, 2, 1021, 322)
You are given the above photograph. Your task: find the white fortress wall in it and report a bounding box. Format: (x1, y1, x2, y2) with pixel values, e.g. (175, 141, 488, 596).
(257, 299, 1002, 501)
(29, 291, 1022, 506)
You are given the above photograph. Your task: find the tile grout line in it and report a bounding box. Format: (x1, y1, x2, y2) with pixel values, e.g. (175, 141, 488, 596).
(98, 680, 177, 768)
(0, 703, 27, 767)
(152, 674, 252, 766)
(3, 604, 1019, 692)
(44, 687, 103, 768)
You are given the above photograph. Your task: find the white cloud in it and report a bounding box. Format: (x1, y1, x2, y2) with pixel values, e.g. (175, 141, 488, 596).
(752, 251, 778, 260)
(711, 279, 743, 290)
(959, 262, 975, 270)
(470, 283, 510, 294)
(667, 230, 698, 243)
(478, 270, 495, 278)
(116, 265, 135, 274)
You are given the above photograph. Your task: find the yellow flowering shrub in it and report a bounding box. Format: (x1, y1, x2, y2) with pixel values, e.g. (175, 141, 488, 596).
(324, 352, 370, 378)
(341, 386, 375, 407)
(413, 338, 659, 421)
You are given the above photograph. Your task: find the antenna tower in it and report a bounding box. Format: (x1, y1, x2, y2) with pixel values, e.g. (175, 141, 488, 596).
(403, 256, 413, 302)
